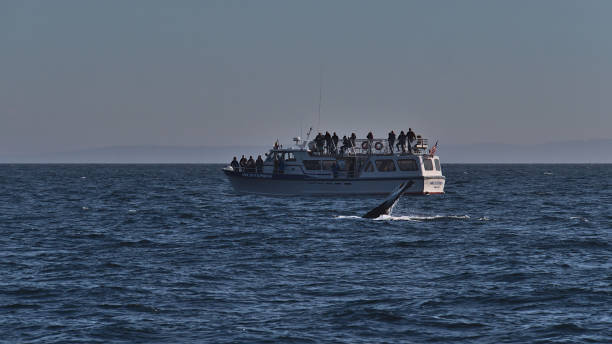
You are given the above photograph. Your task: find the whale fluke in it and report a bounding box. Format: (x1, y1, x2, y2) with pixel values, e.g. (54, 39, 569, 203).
(362, 181, 414, 219)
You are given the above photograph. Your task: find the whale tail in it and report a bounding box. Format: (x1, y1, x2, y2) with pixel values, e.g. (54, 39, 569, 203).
(362, 181, 414, 219)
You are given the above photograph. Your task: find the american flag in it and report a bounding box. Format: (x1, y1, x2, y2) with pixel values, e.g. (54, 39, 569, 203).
(429, 140, 438, 157)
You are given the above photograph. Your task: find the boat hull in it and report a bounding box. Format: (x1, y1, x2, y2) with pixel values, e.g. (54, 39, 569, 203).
(224, 171, 445, 195)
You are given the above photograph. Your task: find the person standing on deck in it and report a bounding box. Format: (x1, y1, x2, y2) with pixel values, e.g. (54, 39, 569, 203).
(397, 131, 406, 153)
(407, 128, 416, 153)
(388, 130, 396, 154)
(350, 133, 357, 153)
(315, 133, 324, 154)
(239, 155, 247, 172)
(324, 131, 332, 155)
(366, 131, 374, 155)
(231, 157, 240, 171)
(341, 135, 350, 156)
(332, 132, 339, 155)
(246, 156, 256, 173)
(255, 155, 264, 174)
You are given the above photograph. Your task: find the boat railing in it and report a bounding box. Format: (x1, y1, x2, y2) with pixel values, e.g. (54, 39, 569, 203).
(308, 137, 428, 156)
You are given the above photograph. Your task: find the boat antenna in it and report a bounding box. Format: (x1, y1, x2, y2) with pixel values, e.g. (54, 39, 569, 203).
(317, 65, 323, 132)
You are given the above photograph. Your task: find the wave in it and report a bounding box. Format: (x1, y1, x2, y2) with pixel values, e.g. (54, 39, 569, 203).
(98, 303, 160, 313)
(334, 214, 470, 221)
(334, 215, 363, 220)
(0, 303, 42, 310)
(533, 238, 609, 249)
(376, 214, 470, 221)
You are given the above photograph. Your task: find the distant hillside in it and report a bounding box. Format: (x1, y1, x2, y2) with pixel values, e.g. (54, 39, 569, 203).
(1, 140, 611, 163)
(0, 146, 269, 163)
(440, 139, 612, 163)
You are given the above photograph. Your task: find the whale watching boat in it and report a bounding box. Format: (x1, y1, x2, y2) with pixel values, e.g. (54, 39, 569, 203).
(223, 132, 445, 195)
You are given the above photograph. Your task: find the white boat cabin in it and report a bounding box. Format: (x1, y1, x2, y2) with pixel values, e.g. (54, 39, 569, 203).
(250, 137, 442, 180)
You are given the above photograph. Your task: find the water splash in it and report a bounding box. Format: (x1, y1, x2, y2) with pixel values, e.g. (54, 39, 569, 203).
(335, 214, 471, 221)
(570, 216, 589, 223)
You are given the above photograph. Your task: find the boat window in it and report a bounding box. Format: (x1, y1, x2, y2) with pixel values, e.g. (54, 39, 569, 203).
(364, 161, 374, 172)
(434, 159, 441, 171)
(303, 160, 321, 170)
(322, 160, 336, 170)
(397, 159, 418, 171)
(423, 159, 434, 171)
(375, 159, 397, 172)
(286, 152, 296, 161)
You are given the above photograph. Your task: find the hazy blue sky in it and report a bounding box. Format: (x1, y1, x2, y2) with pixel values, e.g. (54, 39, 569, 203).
(2, 0, 611, 155)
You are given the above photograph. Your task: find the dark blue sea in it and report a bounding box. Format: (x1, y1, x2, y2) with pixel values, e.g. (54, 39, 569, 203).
(1, 164, 611, 343)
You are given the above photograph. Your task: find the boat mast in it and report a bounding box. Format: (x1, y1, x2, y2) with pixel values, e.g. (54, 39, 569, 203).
(317, 65, 323, 132)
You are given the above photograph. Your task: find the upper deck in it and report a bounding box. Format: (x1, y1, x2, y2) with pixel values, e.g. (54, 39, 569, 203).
(322, 137, 429, 156)
(251, 135, 442, 180)
(271, 137, 430, 157)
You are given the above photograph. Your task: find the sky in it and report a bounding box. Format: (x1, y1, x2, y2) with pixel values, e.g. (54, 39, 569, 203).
(1, 0, 611, 156)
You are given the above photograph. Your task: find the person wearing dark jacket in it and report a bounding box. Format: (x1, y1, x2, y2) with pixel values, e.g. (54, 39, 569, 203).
(341, 135, 350, 155)
(388, 131, 396, 154)
(324, 131, 332, 154)
(332, 132, 339, 155)
(407, 128, 417, 153)
(239, 155, 247, 171)
(396, 131, 406, 153)
(315, 133, 324, 154)
(230, 156, 240, 171)
(246, 156, 256, 173)
(255, 155, 264, 174)
(366, 131, 374, 154)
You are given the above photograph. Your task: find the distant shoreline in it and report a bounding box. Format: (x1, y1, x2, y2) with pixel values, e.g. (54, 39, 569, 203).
(1, 139, 611, 163)
(2, 162, 612, 165)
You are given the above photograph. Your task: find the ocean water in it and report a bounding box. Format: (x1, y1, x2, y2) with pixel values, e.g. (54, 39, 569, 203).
(1, 164, 611, 343)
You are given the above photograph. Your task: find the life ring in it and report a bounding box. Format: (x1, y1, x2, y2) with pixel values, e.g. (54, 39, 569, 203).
(374, 142, 384, 150)
(361, 141, 369, 149)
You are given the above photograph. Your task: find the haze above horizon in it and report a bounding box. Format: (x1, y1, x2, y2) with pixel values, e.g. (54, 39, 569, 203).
(2, 0, 611, 157)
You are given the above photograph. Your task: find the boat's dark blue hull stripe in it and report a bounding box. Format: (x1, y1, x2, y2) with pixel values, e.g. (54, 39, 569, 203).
(223, 170, 444, 182)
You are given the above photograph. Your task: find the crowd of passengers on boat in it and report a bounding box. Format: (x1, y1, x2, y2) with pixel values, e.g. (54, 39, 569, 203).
(310, 128, 419, 156)
(228, 128, 426, 175)
(230, 155, 265, 174)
